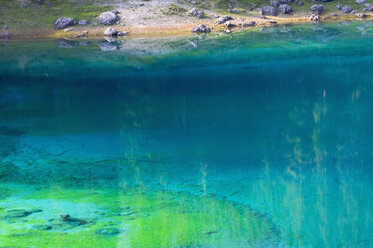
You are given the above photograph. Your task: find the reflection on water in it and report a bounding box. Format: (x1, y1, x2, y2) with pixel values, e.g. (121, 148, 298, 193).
(1, 22, 373, 247)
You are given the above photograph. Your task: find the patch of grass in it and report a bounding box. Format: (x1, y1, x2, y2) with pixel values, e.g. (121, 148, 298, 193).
(0, 1, 111, 28)
(6, 185, 280, 248)
(206, 0, 367, 14)
(290, 0, 367, 15)
(161, 4, 187, 16)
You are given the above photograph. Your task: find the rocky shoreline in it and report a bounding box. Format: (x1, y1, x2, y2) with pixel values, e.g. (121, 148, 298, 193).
(1, 1, 373, 40)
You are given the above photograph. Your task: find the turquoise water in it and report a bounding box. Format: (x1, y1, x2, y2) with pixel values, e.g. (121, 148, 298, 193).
(1, 22, 373, 247)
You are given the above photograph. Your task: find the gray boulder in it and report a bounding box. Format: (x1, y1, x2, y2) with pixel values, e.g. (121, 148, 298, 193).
(355, 12, 367, 17)
(279, 0, 287, 3)
(365, 3, 373, 10)
(3, 26, 8, 30)
(192, 24, 211, 33)
(75, 30, 88, 38)
(241, 21, 256, 27)
(99, 11, 119, 25)
(216, 15, 233, 24)
(54, 17, 76, 30)
(356, 0, 366, 4)
(336, 4, 341, 9)
(279, 4, 292, 13)
(297, 1, 304, 5)
(309, 14, 320, 21)
(79, 20, 88, 25)
(189, 8, 204, 18)
(225, 21, 235, 28)
(310, 4, 324, 14)
(118, 31, 128, 36)
(104, 27, 118, 36)
(270, 1, 280, 7)
(258, 6, 278, 16)
(341, 6, 353, 13)
(0, 32, 11, 39)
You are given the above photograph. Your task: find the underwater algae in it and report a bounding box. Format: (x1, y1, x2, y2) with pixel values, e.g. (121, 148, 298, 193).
(0, 184, 280, 248)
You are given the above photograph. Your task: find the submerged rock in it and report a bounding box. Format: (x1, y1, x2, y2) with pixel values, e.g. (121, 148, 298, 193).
(258, 6, 278, 16)
(310, 4, 324, 14)
(46, 215, 89, 230)
(0, 125, 25, 136)
(54, 17, 76, 30)
(279, 4, 292, 13)
(192, 24, 211, 33)
(95, 227, 121, 235)
(3, 208, 42, 218)
(33, 224, 52, 231)
(99, 11, 119, 25)
(60, 215, 87, 225)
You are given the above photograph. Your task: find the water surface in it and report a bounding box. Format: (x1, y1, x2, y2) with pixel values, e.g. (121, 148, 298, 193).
(1, 22, 373, 247)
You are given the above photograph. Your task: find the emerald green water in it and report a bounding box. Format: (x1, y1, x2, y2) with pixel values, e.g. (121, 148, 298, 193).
(1, 22, 373, 247)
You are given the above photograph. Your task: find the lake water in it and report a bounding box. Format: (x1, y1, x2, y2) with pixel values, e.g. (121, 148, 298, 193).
(1, 22, 373, 248)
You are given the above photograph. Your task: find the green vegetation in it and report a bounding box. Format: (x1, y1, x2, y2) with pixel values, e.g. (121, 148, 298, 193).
(179, 0, 368, 15)
(161, 4, 187, 16)
(0, 0, 111, 28)
(0, 184, 280, 248)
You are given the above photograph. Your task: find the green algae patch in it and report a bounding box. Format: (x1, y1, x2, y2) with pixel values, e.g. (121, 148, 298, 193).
(0, 185, 280, 247)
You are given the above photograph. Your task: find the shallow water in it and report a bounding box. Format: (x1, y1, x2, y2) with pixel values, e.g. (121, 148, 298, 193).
(1, 22, 373, 248)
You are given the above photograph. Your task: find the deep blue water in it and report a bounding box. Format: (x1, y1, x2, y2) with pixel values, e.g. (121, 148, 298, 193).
(0, 22, 373, 247)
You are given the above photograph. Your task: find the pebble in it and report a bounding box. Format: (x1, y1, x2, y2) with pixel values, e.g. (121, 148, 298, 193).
(3, 209, 42, 218)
